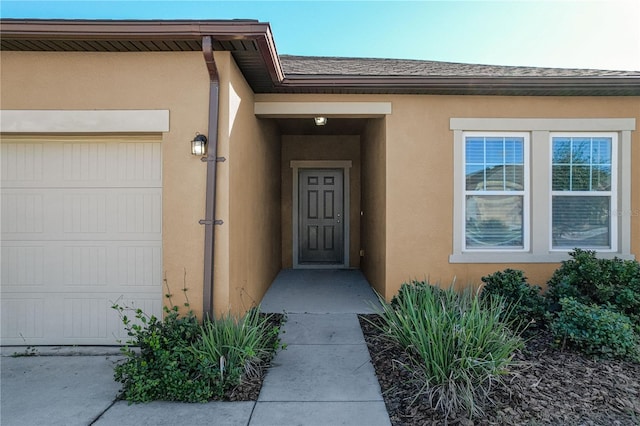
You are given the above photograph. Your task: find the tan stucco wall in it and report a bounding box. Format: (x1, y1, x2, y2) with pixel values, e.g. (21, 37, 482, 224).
(383, 95, 640, 297)
(219, 53, 282, 315)
(258, 93, 639, 300)
(1, 50, 211, 315)
(3, 54, 638, 312)
(281, 135, 361, 268)
(361, 118, 387, 296)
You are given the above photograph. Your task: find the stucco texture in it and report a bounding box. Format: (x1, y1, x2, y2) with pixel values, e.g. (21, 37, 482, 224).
(218, 52, 282, 315)
(258, 93, 639, 300)
(383, 95, 640, 297)
(3, 51, 638, 312)
(1, 50, 210, 315)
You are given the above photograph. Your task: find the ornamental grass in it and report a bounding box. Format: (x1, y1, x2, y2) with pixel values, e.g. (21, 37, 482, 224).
(373, 280, 522, 418)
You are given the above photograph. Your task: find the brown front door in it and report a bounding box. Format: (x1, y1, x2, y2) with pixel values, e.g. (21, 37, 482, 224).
(298, 168, 344, 264)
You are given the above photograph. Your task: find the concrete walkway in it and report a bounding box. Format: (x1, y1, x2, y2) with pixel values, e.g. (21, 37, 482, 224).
(1, 269, 390, 426)
(254, 269, 390, 425)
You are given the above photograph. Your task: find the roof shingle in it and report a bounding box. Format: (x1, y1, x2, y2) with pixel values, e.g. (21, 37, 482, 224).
(280, 55, 640, 78)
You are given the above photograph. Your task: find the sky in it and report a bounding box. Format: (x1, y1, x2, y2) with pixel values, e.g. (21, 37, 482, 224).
(2, 0, 639, 71)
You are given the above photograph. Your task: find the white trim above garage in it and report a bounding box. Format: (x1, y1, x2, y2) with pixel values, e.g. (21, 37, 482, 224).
(0, 110, 170, 133)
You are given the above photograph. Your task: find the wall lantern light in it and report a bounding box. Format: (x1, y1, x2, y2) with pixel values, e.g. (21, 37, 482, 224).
(191, 133, 207, 156)
(314, 116, 328, 126)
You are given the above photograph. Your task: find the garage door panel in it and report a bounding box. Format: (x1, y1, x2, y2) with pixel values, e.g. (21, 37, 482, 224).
(2, 189, 161, 240)
(2, 242, 161, 292)
(117, 246, 163, 287)
(63, 142, 108, 182)
(1, 142, 44, 183)
(2, 141, 161, 188)
(66, 294, 163, 342)
(63, 192, 108, 234)
(1, 293, 162, 345)
(0, 297, 45, 340)
(0, 192, 45, 234)
(63, 246, 109, 286)
(116, 192, 162, 234)
(64, 297, 111, 339)
(117, 142, 162, 182)
(62, 294, 162, 343)
(1, 245, 45, 286)
(1, 138, 162, 346)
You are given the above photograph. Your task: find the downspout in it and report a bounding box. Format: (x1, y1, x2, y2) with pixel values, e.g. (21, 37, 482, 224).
(200, 35, 223, 320)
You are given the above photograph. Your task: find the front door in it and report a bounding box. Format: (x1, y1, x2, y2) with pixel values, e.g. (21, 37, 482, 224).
(298, 168, 344, 264)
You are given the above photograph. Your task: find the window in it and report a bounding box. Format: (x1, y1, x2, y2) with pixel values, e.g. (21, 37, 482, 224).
(450, 118, 634, 263)
(464, 133, 528, 250)
(551, 134, 617, 250)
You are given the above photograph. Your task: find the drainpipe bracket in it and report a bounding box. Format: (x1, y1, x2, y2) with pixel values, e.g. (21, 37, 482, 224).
(199, 219, 224, 225)
(201, 156, 226, 163)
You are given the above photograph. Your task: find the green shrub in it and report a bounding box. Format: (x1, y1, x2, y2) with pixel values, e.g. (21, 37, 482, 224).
(480, 269, 547, 332)
(113, 305, 216, 403)
(550, 297, 639, 362)
(112, 304, 282, 403)
(375, 281, 522, 418)
(547, 249, 640, 329)
(390, 279, 448, 307)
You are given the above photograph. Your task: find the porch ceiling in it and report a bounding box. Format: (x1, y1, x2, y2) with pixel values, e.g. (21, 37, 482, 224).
(273, 118, 368, 135)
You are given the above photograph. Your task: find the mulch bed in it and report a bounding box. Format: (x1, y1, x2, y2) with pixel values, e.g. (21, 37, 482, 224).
(359, 314, 640, 426)
(224, 312, 284, 401)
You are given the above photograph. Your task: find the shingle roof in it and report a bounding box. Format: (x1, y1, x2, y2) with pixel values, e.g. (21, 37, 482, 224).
(1, 19, 639, 95)
(280, 55, 640, 78)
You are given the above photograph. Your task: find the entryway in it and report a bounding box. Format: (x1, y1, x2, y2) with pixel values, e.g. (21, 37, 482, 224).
(260, 269, 380, 313)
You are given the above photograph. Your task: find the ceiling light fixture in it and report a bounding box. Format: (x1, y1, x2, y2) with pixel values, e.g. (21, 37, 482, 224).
(314, 116, 327, 126)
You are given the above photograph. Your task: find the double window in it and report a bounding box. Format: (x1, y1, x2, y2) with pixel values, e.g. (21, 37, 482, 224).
(451, 119, 634, 263)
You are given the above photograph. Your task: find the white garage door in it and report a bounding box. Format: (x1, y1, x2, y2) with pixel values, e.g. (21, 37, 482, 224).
(1, 136, 163, 345)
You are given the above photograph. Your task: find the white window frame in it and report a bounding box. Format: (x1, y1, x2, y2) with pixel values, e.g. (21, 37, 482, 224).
(450, 118, 635, 263)
(462, 132, 530, 252)
(549, 132, 618, 253)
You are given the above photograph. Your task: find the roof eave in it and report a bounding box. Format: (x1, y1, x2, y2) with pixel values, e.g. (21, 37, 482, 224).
(0, 19, 265, 39)
(277, 75, 640, 95)
(0, 18, 286, 85)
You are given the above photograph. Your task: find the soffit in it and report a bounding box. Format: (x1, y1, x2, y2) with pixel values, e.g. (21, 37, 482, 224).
(0, 19, 282, 93)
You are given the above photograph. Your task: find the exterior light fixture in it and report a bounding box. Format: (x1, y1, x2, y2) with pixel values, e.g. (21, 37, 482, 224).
(314, 116, 327, 126)
(191, 133, 207, 156)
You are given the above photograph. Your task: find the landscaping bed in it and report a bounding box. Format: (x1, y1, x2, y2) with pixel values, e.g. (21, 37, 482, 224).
(113, 304, 284, 403)
(221, 312, 284, 401)
(360, 314, 640, 425)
